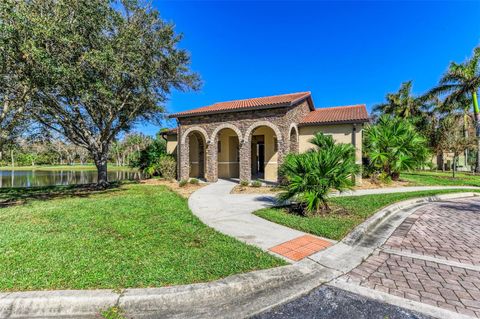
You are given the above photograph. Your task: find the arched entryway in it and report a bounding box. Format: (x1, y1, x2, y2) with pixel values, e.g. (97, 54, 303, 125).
(215, 128, 240, 179)
(180, 127, 209, 181)
(246, 124, 281, 182)
(289, 124, 299, 154)
(188, 132, 206, 179)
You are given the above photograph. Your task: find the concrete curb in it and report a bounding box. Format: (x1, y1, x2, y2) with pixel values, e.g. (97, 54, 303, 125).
(2, 192, 478, 319)
(0, 262, 339, 319)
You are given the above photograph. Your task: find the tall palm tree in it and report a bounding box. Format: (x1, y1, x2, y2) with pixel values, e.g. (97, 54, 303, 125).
(436, 95, 474, 169)
(374, 81, 429, 118)
(428, 46, 480, 171)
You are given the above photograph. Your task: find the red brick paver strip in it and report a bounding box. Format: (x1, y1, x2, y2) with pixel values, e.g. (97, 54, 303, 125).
(269, 235, 332, 261)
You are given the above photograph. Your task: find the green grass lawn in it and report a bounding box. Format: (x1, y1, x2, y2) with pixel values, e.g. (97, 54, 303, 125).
(254, 189, 480, 241)
(0, 183, 284, 292)
(401, 171, 480, 187)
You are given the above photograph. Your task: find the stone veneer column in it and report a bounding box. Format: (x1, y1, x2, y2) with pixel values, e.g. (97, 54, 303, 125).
(239, 140, 251, 182)
(179, 135, 190, 181)
(205, 141, 217, 182)
(276, 140, 286, 183)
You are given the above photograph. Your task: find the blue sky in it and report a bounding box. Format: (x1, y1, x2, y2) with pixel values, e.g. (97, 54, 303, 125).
(138, 1, 480, 136)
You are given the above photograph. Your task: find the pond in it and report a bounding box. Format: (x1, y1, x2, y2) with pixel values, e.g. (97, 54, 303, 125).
(0, 169, 142, 188)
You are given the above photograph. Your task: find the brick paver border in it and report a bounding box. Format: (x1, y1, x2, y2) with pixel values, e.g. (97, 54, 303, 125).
(269, 235, 332, 261)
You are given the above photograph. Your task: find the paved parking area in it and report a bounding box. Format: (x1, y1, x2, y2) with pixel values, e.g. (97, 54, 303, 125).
(341, 198, 480, 318)
(252, 285, 431, 319)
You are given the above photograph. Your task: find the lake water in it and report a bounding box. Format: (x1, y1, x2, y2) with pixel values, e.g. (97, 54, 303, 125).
(0, 169, 142, 188)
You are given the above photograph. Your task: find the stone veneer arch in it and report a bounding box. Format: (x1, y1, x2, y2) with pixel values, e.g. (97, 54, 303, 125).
(244, 121, 283, 142)
(288, 123, 299, 141)
(288, 123, 299, 153)
(180, 126, 209, 145)
(210, 123, 243, 143)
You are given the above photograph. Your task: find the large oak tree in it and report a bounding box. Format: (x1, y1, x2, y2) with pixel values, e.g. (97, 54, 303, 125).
(4, 0, 200, 186)
(0, 2, 31, 150)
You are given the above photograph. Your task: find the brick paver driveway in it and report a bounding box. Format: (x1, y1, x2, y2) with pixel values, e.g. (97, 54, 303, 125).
(340, 197, 480, 318)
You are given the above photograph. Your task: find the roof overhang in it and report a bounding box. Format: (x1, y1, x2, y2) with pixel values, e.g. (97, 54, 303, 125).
(298, 118, 370, 127)
(169, 92, 314, 119)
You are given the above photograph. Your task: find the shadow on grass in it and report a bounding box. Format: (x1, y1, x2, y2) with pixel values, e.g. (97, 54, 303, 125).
(0, 181, 130, 208)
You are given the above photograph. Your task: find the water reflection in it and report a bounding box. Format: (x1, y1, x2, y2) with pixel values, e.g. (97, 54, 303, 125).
(0, 170, 142, 188)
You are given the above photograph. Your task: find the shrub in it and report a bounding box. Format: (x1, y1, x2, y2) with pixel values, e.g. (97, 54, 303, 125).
(279, 133, 360, 214)
(142, 165, 156, 178)
(364, 115, 429, 180)
(156, 155, 176, 180)
(240, 180, 249, 187)
(189, 178, 199, 185)
(132, 134, 167, 172)
(251, 180, 262, 188)
(179, 179, 188, 187)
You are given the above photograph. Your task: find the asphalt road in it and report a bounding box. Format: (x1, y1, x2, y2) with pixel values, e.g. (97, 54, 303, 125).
(250, 285, 432, 319)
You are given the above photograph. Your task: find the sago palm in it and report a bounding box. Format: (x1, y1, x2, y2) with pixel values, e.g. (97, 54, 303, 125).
(364, 115, 429, 180)
(279, 133, 359, 214)
(428, 46, 480, 170)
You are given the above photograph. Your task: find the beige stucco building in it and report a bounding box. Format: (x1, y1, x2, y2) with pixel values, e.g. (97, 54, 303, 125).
(165, 92, 369, 183)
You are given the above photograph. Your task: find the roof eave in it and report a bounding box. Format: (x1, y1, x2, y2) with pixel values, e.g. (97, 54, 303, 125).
(290, 93, 315, 111)
(169, 102, 293, 119)
(298, 118, 370, 126)
(169, 92, 313, 119)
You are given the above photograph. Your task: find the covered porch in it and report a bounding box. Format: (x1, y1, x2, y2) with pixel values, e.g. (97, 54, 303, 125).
(178, 122, 294, 183)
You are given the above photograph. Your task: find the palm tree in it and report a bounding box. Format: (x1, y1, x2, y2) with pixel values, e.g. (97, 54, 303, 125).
(364, 115, 430, 180)
(374, 81, 429, 118)
(435, 94, 474, 170)
(279, 133, 359, 214)
(428, 46, 480, 171)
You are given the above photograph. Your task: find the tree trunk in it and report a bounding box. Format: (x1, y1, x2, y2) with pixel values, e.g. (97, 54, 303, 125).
(94, 153, 109, 188)
(391, 172, 400, 181)
(464, 112, 469, 169)
(10, 150, 14, 167)
(473, 91, 480, 172)
(453, 155, 457, 178)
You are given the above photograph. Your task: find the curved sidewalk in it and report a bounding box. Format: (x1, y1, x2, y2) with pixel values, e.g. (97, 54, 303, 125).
(189, 180, 480, 254)
(189, 179, 313, 251)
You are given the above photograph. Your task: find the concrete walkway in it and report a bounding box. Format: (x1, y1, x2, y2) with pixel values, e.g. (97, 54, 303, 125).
(189, 179, 311, 251)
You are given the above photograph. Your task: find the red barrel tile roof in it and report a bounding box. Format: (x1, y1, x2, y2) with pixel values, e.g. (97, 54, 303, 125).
(170, 92, 312, 118)
(161, 128, 178, 135)
(300, 104, 369, 125)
